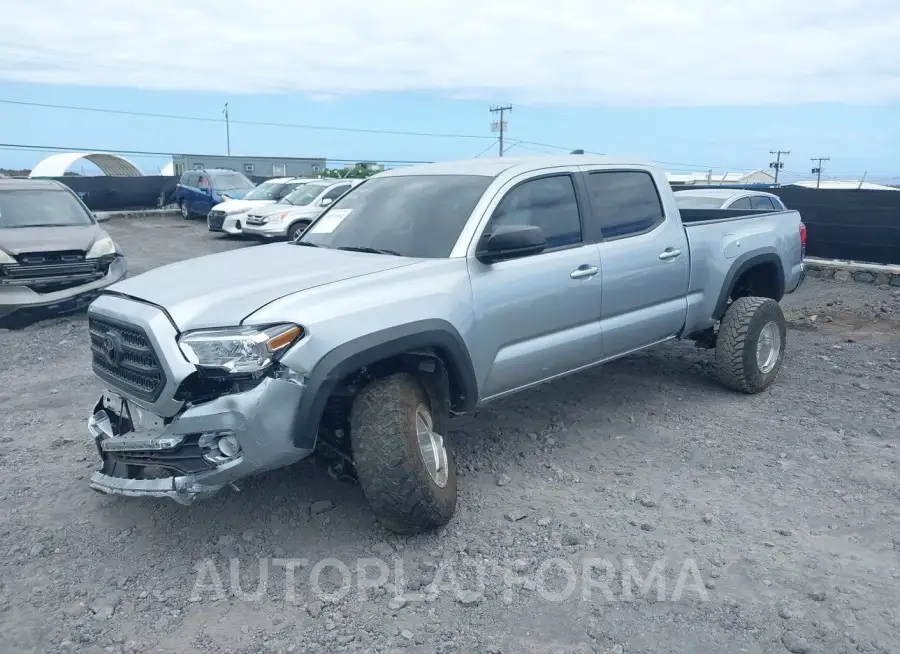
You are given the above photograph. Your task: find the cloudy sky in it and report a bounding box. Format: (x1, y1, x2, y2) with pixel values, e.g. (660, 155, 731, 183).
(0, 0, 898, 180)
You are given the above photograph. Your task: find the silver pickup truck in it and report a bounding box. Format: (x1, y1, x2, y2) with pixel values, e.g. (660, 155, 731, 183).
(84, 155, 805, 534)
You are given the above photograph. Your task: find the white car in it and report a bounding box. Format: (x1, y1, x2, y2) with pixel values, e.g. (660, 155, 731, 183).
(242, 178, 360, 241)
(673, 188, 786, 211)
(206, 177, 314, 235)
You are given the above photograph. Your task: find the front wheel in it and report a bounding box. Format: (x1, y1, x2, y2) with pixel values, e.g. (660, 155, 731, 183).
(287, 221, 310, 242)
(714, 296, 787, 394)
(179, 201, 191, 219)
(350, 373, 457, 534)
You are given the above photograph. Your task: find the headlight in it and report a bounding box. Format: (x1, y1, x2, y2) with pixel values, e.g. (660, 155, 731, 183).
(225, 208, 247, 216)
(267, 212, 290, 223)
(86, 236, 117, 259)
(177, 323, 304, 374)
(0, 250, 16, 264)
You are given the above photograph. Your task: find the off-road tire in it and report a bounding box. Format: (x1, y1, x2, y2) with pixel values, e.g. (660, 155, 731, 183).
(350, 373, 457, 534)
(715, 296, 787, 394)
(288, 220, 310, 242)
(179, 201, 191, 219)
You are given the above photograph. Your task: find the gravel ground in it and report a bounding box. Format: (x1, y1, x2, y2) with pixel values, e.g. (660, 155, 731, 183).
(1, 216, 898, 654)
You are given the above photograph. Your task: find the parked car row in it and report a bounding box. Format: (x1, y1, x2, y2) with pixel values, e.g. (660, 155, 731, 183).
(173, 169, 361, 242)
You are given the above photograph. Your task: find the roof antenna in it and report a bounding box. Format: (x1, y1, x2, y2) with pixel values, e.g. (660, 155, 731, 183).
(570, 149, 584, 154)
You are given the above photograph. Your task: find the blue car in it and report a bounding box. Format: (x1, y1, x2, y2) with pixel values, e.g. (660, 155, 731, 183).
(174, 169, 256, 219)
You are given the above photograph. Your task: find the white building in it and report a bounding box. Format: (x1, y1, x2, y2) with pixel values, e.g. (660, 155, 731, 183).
(666, 169, 775, 185)
(789, 180, 899, 191)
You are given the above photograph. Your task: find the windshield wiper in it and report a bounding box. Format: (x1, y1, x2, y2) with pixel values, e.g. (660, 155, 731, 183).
(337, 246, 402, 256)
(291, 240, 321, 248)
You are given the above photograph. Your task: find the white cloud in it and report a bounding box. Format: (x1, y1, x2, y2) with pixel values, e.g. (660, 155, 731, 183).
(1, 0, 899, 106)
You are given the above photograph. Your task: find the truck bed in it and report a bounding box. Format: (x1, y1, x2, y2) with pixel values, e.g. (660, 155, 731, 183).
(679, 208, 804, 336)
(678, 208, 780, 225)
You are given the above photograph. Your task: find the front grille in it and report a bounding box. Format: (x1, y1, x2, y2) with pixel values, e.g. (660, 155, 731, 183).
(89, 316, 167, 402)
(207, 211, 226, 229)
(245, 215, 265, 225)
(0, 251, 113, 293)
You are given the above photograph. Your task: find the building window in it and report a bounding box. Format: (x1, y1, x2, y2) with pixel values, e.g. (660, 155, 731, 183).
(272, 163, 287, 176)
(244, 163, 254, 173)
(312, 165, 321, 172)
(194, 163, 204, 170)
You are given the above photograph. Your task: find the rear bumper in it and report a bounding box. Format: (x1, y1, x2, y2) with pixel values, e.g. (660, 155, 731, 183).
(788, 261, 806, 293)
(88, 375, 313, 504)
(0, 256, 128, 326)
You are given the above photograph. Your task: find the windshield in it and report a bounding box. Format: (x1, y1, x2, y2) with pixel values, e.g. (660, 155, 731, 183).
(0, 189, 94, 228)
(282, 181, 332, 206)
(297, 174, 494, 258)
(209, 172, 254, 192)
(674, 195, 728, 209)
(242, 180, 306, 201)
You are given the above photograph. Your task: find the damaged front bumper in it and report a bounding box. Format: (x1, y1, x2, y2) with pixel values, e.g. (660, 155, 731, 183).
(87, 375, 314, 504)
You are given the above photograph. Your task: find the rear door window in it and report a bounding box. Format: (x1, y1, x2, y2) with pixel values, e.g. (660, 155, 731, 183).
(584, 171, 664, 239)
(750, 195, 776, 210)
(729, 197, 752, 210)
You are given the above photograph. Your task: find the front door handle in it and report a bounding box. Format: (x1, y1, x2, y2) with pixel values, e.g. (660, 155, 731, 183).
(659, 248, 682, 261)
(570, 265, 599, 280)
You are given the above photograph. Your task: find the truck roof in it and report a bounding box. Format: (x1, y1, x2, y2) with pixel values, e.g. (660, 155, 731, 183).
(377, 154, 655, 178)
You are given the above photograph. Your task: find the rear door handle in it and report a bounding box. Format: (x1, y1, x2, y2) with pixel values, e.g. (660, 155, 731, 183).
(570, 265, 599, 280)
(659, 248, 682, 261)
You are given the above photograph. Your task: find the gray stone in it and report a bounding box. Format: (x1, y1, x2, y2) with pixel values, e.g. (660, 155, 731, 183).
(833, 270, 852, 282)
(307, 601, 324, 618)
(890, 275, 900, 287)
(875, 272, 891, 285)
(807, 590, 827, 602)
(496, 474, 511, 487)
(311, 500, 335, 515)
(818, 268, 835, 279)
(781, 631, 809, 653)
(504, 510, 527, 522)
(852, 271, 875, 283)
(778, 607, 793, 620)
(387, 596, 407, 611)
(456, 590, 483, 606)
(639, 496, 658, 508)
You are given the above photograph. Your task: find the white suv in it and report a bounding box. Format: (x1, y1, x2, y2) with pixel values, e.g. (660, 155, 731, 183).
(207, 177, 314, 235)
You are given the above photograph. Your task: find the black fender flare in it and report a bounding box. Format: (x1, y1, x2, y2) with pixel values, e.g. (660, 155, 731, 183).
(290, 319, 478, 448)
(713, 250, 785, 320)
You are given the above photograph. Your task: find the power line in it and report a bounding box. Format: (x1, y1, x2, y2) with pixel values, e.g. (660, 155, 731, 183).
(769, 149, 790, 186)
(810, 156, 830, 189)
(0, 97, 584, 155)
(472, 139, 500, 158)
(0, 143, 433, 165)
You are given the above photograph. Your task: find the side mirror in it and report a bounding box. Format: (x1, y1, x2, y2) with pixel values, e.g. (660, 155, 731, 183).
(320, 197, 334, 207)
(476, 224, 547, 264)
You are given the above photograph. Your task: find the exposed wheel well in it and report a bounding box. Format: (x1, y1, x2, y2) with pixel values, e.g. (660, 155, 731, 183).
(729, 261, 782, 304)
(317, 347, 465, 433)
(314, 348, 460, 474)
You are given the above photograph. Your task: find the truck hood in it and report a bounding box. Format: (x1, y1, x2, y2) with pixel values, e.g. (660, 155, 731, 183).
(105, 243, 421, 330)
(212, 199, 274, 213)
(0, 224, 107, 257)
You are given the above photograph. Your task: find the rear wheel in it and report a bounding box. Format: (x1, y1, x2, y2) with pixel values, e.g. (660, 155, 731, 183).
(350, 373, 457, 534)
(179, 201, 191, 219)
(714, 296, 787, 393)
(288, 221, 310, 242)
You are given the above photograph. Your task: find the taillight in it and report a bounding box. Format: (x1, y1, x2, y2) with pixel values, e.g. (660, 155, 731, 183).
(799, 222, 807, 255)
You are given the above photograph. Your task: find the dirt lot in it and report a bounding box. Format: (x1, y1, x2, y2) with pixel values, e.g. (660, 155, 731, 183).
(1, 215, 898, 654)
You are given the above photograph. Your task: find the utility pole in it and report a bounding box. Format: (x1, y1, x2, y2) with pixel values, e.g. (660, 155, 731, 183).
(810, 156, 830, 189)
(489, 105, 512, 156)
(769, 149, 790, 186)
(223, 103, 231, 156)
